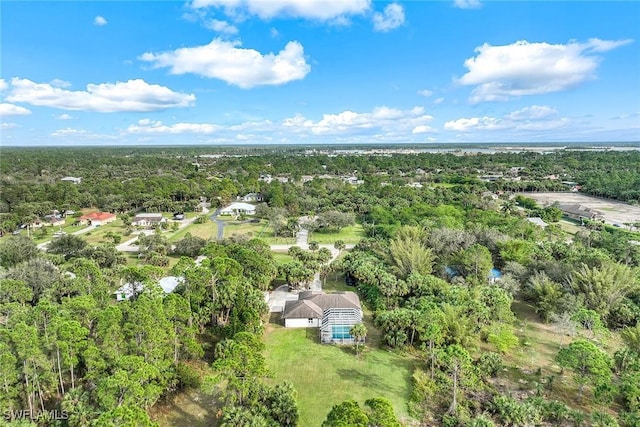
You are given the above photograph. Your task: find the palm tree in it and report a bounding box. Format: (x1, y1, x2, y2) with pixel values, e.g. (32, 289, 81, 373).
(350, 323, 367, 356)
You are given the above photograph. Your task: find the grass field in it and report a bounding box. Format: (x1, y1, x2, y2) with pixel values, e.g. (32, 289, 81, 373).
(221, 219, 296, 244)
(557, 219, 582, 234)
(308, 224, 365, 244)
(82, 219, 129, 245)
(263, 325, 415, 427)
(168, 221, 218, 242)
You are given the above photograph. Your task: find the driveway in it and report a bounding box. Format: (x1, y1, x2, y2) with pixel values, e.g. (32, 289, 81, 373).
(267, 284, 300, 313)
(209, 208, 225, 240)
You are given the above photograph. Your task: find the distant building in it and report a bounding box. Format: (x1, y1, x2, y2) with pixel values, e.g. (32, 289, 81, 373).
(557, 204, 603, 221)
(527, 217, 548, 228)
(78, 212, 116, 226)
(132, 213, 166, 227)
(219, 202, 256, 216)
(61, 176, 81, 184)
(239, 193, 263, 202)
(114, 276, 184, 301)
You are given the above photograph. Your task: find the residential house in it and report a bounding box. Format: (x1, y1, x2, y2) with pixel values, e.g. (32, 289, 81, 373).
(44, 216, 66, 227)
(61, 176, 81, 184)
(132, 213, 166, 227)
(240, 193, 263, 202)
(78, 212, 117, 226)
(557, 204, 603, 221)
(114, 276, 184, 301)
(527, 217, 548, 228)
(281, 291, 363, 344)
(219, 202, 256, 216)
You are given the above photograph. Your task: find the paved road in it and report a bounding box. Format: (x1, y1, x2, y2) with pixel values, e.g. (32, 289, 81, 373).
(209, 208, 225, 240)
(37, 224, 97, 251)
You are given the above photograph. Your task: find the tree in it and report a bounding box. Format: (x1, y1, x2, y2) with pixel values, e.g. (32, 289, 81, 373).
(0, 235, 39, 268)
(556, 339, 612, 398)
(173, 233, 206, 257)
(264, 382, 299, 426)
(322, 400, 368, 427)
(570, 261, 638, 324)
(308, 241, 319, 251)
(455, 244, 493, 281)
(47, 234, 87, 260)
(334, 240, 346, 255)
(385, 235, 434, 279)
(364, 397, 401, 427)
(350, 323, 367, 356)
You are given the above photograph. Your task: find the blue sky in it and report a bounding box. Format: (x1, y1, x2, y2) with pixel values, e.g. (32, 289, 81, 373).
(1, 0, 639, 146)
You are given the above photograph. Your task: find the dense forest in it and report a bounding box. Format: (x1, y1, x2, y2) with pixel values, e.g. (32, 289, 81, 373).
(0, 146, 639, 427)
(0, 147, 639, 234)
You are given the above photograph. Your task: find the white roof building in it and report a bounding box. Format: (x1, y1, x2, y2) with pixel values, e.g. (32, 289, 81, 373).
(220, 202, 256, 216)
(114, 276, 184, 301)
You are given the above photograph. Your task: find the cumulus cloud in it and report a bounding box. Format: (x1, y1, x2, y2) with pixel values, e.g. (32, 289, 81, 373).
(458, 38, 634, 103)
(51, 128, 117, 139)
(373, 3, 405, 32)
(189, 0, 371, 22)
(283, 105, 433, 135)
(453, 0, 481, 9)
(5, 78, 195, 112)
(139, 38, 310, 88)
(445, 105, 569, 132)
(2, 122, 20, 129)
(0, 79, 8, 92)
(127, 119, 220, 134)
(56, 113, 74, 120)
(94, 16, 108, 26)
(206, 19, 238, 34)
(0, 103, 32, 116)
(433, 97, 445, 105)
(417, 89, 433, 97)
(505, 105, 558, 121)
(123, 105, 435, 143)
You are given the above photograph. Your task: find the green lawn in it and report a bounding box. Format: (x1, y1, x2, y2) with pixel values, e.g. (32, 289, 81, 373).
(272, 252, 294, 264)
(168, 221, 218, 242)
(307, 224, 365, 244)
(263, 324, 414, 427)
(222, 219, 296, 244)
(82, 219, 129, 245)
(558, 219, 582, 234)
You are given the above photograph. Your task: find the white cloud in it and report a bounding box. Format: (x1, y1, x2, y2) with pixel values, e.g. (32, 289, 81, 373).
(283, 105, 433, 135)
(433, 97, 445, 105)
(6, 78, 196, 112)
(1, 122, 20, 129)
(123, 105, 435, 143)
(190, 0, 371, 22)
(0, 103, 32, 116)
(127, 119, 220, 134)
(50, 79, 72, 88)
(412, 125, 434, 134)
(270, 27, 280, 38)
(445, 105, 569, 132)
(453, 0, 481, 9)
(51, 128, 116, 139)
(505, 105, 558, 121)
(139, 39, 310, 88)
(417, 89, 433, 97)
(206, 19, 238, 34)
(444, 117, 505, 132)
(0, 79, 8, 92)
(56, 113, 74, 120)
(94, 16, 108, 26)
(458, 38, 634, 103)
(372, 3, 405, 32)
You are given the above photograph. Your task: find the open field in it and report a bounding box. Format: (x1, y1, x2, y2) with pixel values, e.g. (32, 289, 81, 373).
(307, 224, 365, 244)
(168, 221, 218, 242)
(524, 192, 640, 226)
(221, 219, 297, 244)
(263, 324, 415, 427)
